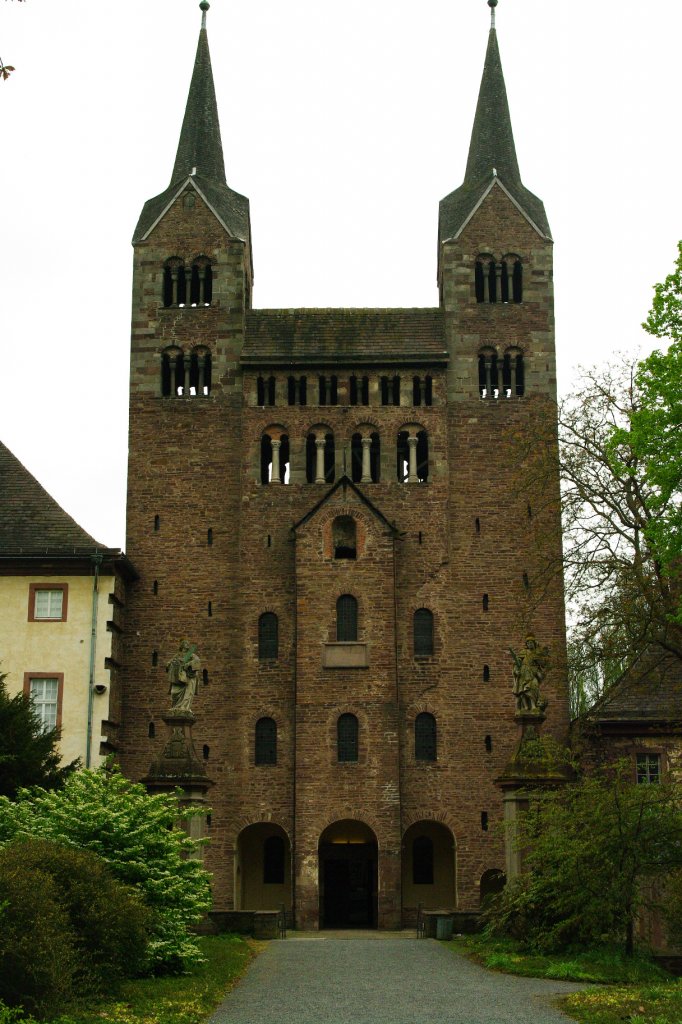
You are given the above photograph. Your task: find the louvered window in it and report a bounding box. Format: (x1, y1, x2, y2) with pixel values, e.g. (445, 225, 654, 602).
(415, 712, 437, 762)
(413, 609, 434, 656)
(255, 717, 277, 765)
(337, 713, 359, 762)
(336, 595, 358, 641)
(258, 613, 278, 660)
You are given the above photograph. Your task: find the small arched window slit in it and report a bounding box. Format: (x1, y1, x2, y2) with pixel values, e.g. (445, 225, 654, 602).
(527, 503, 533, 519)
(152, 650, 158, 667)
(475, 517, 481, 534)
(206, 814, 212, 828)
(207, 528, 213, 546)
(523, 572, 530, 591)
(154, 515, 160, 532)
(267, 534, 272, 548)
(148, 722, 155, 739)
(482, 594, 489, 612)
(152, 580, 158, 595)
(202, 745, 210, 761)
(207, 601, 213, 617)
(202, 669, 209, 686)
(483, 664, 490, 682)
(418, 532, 423, 545)
(485, 735, 492, 753)
(481, 812, 489, 832)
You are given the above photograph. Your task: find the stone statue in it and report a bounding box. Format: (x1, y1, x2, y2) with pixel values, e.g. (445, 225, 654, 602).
(509, 635, 549, 713)
(166, 640, 201, 712)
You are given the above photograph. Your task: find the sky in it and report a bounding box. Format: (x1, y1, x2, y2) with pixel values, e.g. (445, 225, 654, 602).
(1, 0, 680, 551)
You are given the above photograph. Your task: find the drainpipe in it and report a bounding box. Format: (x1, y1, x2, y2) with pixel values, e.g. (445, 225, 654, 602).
(85, 552, 103, 768)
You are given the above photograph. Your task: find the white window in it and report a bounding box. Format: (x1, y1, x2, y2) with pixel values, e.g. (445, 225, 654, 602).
(29, 677, 59, 732)
(636, 753, 661, 784)
(34, 589, 64, 620)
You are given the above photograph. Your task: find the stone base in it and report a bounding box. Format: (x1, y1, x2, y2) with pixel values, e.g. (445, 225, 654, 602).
(143, 709, 212, 795)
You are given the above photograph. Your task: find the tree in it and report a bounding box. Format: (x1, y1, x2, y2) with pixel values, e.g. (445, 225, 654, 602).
(0, 764, 212, 971)
(0, 670, 77, 799)
(485, 763, 682, 955)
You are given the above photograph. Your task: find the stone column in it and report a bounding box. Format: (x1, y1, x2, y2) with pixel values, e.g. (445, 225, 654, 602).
(484, 357, 492, 398)
(361, 436, 372, 483)
(171, 267, 179, 306)
(407, 435, 418, 484)
(183, 355, 191, 397)
(315, 438, 326, 483)
(198, 354, 206, 396)
(270, 439, 282, 484)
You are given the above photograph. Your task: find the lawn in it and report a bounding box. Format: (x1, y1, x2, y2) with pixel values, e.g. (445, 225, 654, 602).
(562, 981, 682, 1024)
(28, 935, 255, 1024)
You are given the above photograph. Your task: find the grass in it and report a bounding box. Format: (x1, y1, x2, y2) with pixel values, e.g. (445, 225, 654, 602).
(448, 934, 682, 1024)
(35, 935, 255, 1024)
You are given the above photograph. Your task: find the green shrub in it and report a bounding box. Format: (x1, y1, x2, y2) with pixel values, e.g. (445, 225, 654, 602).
(0, 861, 77, 1018)
(0, 839, 149, 994)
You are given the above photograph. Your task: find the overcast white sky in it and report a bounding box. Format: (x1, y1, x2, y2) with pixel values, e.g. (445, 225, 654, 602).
(1, 0, 680, 550)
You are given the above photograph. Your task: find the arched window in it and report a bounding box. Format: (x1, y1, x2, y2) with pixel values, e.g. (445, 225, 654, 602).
(258, 612, 278, 660)
(412, 836, 434, 884)
(287, 375, 307, 406)
(162, 258, 186, 307)
(188, 258, 212, 306)
(415, 712, 437, 761)
(478, 349, 499, 399)
(349, 375, 369, 406)
(416, 431, 429, 483)
(257, 376, 276, 406)
(263, 835, 285, 883)
(332, 516, 357, 560)
(397, 430, 428, 483)
(319, 375, 338, 406)
(424, 376, 433, 406)
(336, 595, 358, 641)
(189, 348, 211, 396)
(503, 349, 525, 398)
(337, 713, 359, 763)
(260, 435, 289, 484)
(161, 348, 184, 397)
(413, 376, 422, 406)
(351, 432, 380, 484)
(255, 717, 277, 765)
(413, 609, 434, 656)
(512, 259, 523, 303)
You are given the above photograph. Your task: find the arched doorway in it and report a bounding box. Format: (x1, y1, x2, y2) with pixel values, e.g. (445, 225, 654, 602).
(235, 823, 292, 913)
(318, 820, 378, 929)
(401, 821, 456, 923)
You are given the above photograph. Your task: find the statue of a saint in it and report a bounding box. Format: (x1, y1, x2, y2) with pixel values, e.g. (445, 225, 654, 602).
(509, 635, 549, 713)
(166, 640, 201, 712)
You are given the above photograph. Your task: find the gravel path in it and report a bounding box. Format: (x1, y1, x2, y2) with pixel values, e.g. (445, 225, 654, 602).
(208, 937, 587, 1024)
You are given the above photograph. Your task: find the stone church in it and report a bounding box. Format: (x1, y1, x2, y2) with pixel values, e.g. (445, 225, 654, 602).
(118, 0, 569, 930)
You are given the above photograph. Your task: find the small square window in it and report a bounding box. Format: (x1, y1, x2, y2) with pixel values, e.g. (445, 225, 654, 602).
(24, 673, 63, 733)
(29, 584, 68, 622)
(636, 753, 661, 784)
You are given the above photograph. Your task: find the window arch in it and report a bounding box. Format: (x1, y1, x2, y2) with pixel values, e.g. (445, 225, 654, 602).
(287, 375, 307, 406)
(478, 347, 499, 398)
(263, 835, 285, 883)
(161, 347, 184, 397)
(332, 516, 357, 560)
(475, 255, 522, 304)
(413, 609, 434, 656)
(258, 612, 278, 660)
(188, 257, 213, 306)
(337, 713, 359, 763)
(397, 429, 428, 483)
(188, 347, 211, 396)
(503, 348, 525, 397)
(349, 375, 369, 406)
(255, 717, 277, 765)
(415, 712, 437, 761)
(336, 595, 358, 641)
(162, 258, 186, 307)
(257, 376, 276, 406)
(318, 375, 338, 406)
(260, 433, 290, 485)
(412, 835, 434, 884)
(381, 375, 401, 406)
(306, 430, 335, 483)
(351, 431, 380, 484)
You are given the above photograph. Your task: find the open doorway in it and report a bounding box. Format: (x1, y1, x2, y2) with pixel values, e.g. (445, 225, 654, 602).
(318, 820, 377, 929)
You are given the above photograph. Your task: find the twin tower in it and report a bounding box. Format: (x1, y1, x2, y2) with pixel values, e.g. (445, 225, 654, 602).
(119, 4, 567, 930)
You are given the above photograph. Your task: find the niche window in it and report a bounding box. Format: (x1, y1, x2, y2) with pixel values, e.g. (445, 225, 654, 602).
(306, 431, 335, 484)
(162, 258, 186, 307)
(397, 429, 428, 483)
(332, 516, 357, 560)
(415, 712, 437, 762)
(260, 434, 290, 484)
(412, 376, 433, 407)
(413, 609, 434, 657)
(287, 375, 307, 406)
(349, 375, 369, 406)
(188, 258, 213, 306)
(263, 835, 285, 883)
(336, 595, 358, 641)
(318, 375, 338, 406)
(257, 376, 276, 406)
(475, 255, 522, 304)
(381, 375, 400, 406)
(255, 717, 277, 765)
(258, 612, 279, 660)
(412, 836, 434, 884)
(29, 584, 67, 622)
(337, 713, 359, 763)
(636, 753, 661, 784)
(351, 432, 380, 484)
(479, 347, 524, 399)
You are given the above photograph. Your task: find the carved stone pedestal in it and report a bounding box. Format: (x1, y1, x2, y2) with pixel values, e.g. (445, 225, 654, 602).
(143, 710, 213, 845)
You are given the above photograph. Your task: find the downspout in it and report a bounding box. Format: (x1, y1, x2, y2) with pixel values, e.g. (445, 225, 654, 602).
(392, 531, 403, 926)
(85, 552, 103, 768)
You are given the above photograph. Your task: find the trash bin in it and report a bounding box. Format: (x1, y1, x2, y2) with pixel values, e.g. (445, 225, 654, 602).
(436, 916, 453, 940)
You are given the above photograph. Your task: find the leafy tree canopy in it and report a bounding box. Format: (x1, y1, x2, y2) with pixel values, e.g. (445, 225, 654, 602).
(0, 671, 77, 799)
(0, 764, 212, 970)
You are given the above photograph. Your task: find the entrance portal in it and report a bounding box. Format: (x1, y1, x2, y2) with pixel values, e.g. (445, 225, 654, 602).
(318, 820, 377, 929)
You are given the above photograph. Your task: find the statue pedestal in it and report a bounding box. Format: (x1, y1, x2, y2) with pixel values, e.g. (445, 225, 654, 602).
(143, 709, 212, 807)
(496, 710, 573, 879)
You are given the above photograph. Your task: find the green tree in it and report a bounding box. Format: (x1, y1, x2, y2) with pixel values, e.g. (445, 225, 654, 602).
(0, 764, 211, 971)
(0, 671, 77, 799)
(486, 764, 682, 956)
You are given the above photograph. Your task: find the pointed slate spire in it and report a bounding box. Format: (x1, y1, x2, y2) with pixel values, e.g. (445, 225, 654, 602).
(133, 1, 251, 246)
(170, 7, 226, 188)
(439, 5, 550, 244)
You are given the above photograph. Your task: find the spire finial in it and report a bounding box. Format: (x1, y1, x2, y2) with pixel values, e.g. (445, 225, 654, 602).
(200, 0, 210, 30)
(488, 0, 498, 29)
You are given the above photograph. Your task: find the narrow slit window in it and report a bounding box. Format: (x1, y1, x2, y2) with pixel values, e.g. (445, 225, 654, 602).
(336, 595, 358, 642)
(255, 717, 277, 765)
(415, 712, 437, 761)
(337, 713, 359, 763)
(413, 609, 434, 657)
(258, 612, 279, 660)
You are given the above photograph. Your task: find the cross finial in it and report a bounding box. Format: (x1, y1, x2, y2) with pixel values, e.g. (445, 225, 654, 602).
(488, 0, 498, 28)
(200, 0, 210, 30)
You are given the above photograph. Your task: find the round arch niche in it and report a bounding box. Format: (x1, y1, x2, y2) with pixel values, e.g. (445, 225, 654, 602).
(401, 820, 456, 923)
(318, 819, 378, 930)
(235, 822, 292, 914)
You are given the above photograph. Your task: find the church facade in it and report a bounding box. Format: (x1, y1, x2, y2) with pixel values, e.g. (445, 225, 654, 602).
(118, 3, 569, 930)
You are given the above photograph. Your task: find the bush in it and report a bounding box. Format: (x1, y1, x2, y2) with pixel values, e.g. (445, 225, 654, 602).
(0, 839, 149, 996)
(0, 764, 211, 971)
(0, 860, 77, 1018)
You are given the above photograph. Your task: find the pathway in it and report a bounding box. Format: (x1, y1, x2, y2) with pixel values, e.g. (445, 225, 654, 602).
(209, 935, 587, 1024)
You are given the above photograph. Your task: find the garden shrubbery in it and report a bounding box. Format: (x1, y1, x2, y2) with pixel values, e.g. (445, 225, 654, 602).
(0, 839, 149, 1018)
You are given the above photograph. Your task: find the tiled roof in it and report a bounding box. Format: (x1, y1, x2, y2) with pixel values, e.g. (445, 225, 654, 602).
(241, 309, 448, 366)
(439, 28, 551, 243)
(589, 649, 682, 724)
(0, 442, 112, 556)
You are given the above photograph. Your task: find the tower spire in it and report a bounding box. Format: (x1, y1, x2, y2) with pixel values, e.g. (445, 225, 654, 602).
(170, 2, 225, 188)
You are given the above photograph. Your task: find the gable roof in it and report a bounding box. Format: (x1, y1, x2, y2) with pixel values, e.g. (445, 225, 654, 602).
(587, 648, 682, 726)
(439, 26, 551, 246)
(292, 475, 400, 535)
(0, 441, 115, 557)
(241, 309, 448, 367)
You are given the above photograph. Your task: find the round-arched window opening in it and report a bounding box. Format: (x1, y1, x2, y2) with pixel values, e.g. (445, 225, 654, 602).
(333, 516, 357, 560)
